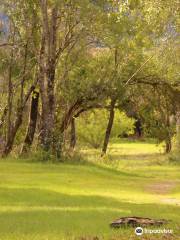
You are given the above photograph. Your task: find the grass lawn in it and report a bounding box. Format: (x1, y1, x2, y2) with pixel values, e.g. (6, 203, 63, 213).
(0, 140, 179, 239)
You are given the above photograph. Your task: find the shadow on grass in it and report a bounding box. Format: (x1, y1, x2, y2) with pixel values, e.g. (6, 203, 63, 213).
(0, 187, 126, 208)
(15, 154, 145, 179)
(0, 187, 179, 236)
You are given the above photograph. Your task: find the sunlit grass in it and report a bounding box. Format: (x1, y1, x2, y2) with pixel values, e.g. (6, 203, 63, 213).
(0, 140, 179, 239)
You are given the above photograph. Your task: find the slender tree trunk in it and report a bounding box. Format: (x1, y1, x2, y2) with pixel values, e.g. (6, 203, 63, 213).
(21, 90, 39, 154)
(2, 113, 23, 156)
(7, 51, 13, 145)
(60, 99, 83, 133)
(1, 37, 31, 157)
(101, 48, 118, 156)
(2, 84, 37, 157)
(134, 118, 142, 138)
(164, 115, 172, 154)
(0, 108, 6, 153)
(70, 117, 76, 150)
(2, 48, 14, 157)
(165, 137, 172, 153)
(101, 98, 116, 156)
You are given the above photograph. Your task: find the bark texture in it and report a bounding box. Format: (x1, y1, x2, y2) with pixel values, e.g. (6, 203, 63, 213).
(2, 85, 37, 157)
(60, 99, 83, 134)
(21, 90, 39, 154)
(70, 117, 76, 149)
(0, 107, 8, 130)
(101, 98, 116, 156)
(165, 137, 172, 153)
(38, 3, 58, 151)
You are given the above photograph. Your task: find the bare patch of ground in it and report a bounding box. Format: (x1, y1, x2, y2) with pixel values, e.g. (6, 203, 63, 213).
(147, 181, 180, 205)
(147, 181, 177, 195)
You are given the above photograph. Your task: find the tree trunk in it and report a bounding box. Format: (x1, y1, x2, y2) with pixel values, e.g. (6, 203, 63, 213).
(134, 118, 142, 138)
(21, 90, 39, 154)
(165, 137, 172, 153)
(38, 5, 58, 152)
(1, 36, 33, 157)
(0, 106, 8, 131)
(60, 99, 83, 133)
(164, 115, 172, 154)
(70, 117, 76, 150)
(101, 98, 116, 156)
(2, 48, 14, 157)
(7, 50, 13, 145)
(2, 113, 23, 156)
(2, 84, 37, 157)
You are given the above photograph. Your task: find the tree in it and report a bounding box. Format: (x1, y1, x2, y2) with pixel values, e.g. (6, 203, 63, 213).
(21, 90, 39, 154)
(0, 5, 38, 156)
(77, 109, 134, 149)
(0, 0, 179, 157)
(69, 117, 76, 150)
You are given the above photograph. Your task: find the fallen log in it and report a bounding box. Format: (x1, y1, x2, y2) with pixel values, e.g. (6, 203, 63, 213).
(110, 216, 168, 228)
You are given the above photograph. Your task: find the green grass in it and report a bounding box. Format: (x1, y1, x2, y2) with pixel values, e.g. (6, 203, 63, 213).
(0, 140, 179, 240)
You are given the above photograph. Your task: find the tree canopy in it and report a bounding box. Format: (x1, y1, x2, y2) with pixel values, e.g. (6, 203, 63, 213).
(0, 0, 179, 157)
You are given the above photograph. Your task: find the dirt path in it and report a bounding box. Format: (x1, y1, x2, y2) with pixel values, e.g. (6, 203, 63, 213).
(148, 181, 177, 195)
(147, 181, 180, 206)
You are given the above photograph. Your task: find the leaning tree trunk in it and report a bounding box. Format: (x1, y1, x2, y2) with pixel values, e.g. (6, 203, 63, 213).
(101, 98, 116, 156)
(21, 90, 39, 154)
(2, 113, 23, 156)
(70, 117, 76, 150)
(60, 99, 83, 134)
(2, 84, 37, 157)
(1, 36, 35, 157)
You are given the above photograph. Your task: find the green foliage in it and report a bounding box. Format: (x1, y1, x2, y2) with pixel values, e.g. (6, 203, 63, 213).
(76, 109, 135, 148)
(142, 109, 175, 142)
(169, 152, 180, 164)
(0, 0, 179, 156)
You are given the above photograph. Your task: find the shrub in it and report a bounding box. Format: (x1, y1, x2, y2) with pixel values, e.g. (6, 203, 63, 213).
(76, 109, 135, 148)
